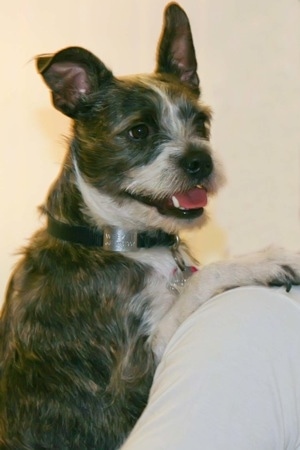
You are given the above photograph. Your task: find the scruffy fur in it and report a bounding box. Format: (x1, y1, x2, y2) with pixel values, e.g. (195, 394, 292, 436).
(1, 3, 300, 449)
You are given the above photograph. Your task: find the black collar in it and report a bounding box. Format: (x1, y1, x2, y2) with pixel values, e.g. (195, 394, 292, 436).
(47, 215, 177, 251)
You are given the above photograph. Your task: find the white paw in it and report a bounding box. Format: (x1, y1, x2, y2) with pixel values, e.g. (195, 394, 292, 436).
(260, 247, 300, 291)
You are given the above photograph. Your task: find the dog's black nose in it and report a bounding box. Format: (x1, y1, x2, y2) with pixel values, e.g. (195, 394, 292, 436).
(180, 150, 213, 179)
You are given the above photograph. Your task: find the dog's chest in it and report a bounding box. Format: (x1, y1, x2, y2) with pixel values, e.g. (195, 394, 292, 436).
(129, 247, 177, 286)
(127, 247, 185, 330)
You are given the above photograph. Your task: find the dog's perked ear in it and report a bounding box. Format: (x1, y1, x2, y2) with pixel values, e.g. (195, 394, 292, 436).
(156, 3, 200, 95)
(36, 47, 113, 118)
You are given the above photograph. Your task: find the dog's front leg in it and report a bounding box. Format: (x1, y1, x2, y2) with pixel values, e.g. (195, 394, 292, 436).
(153, 246, 300, 360)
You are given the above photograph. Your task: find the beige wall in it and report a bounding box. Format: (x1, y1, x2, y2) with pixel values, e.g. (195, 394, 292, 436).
(1, 0, 299, 304)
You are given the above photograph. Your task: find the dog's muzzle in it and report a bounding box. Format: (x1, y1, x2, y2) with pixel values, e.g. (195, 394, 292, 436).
(126, 149, 213, 220)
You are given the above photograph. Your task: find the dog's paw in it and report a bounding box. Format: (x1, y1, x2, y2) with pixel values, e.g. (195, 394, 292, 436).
(266, 251, 300, 292)
(249, 246, 300, 292)
(194, 246, 300, 298)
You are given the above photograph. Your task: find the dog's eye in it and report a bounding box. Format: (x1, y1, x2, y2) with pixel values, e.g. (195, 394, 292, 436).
(128, 124, 149, 140)
(195, 121, 206, 135)
(194, 112, 210, 138)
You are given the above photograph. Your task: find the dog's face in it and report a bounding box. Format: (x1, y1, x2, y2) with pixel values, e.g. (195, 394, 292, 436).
(37, 3, 224, 234)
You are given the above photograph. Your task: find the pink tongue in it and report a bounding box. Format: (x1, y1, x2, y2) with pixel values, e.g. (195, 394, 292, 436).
(173, 187, 207, 209)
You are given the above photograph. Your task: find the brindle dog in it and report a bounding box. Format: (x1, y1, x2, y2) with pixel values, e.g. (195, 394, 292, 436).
(1, 3, 300, 449)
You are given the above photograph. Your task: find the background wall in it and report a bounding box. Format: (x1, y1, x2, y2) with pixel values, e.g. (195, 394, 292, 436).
(1, 0, 299, 305)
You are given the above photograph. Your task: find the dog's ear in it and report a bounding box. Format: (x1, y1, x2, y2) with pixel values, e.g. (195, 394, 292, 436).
(36, 47, 113, 118)
(156, 3, 199, 95)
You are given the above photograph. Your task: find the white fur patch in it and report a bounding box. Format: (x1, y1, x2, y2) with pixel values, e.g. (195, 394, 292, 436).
(123, 139, 218, 198)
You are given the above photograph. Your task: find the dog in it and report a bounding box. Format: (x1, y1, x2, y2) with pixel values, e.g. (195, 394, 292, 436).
(1, 3, 300, 449)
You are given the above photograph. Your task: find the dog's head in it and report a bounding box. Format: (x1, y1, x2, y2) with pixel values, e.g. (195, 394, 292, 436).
(37, 3, 224, 234)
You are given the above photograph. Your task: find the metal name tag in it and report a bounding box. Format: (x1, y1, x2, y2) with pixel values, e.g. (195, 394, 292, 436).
(103, 227, 138, 252)
(168, 266, 197, 294)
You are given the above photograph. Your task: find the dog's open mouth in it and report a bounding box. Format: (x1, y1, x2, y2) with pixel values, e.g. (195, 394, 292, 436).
(128, 186, 207, 219)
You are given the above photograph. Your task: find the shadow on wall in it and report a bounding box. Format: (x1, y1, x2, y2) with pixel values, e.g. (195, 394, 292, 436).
(182, 211, 228, 265)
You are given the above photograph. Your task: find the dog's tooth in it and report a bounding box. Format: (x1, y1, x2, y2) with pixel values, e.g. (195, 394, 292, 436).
(172, 196, 180, 209)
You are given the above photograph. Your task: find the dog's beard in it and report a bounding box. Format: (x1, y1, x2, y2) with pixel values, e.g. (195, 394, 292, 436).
(74, 165, 214, 234)
(120, 146, 225, 224)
